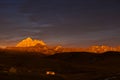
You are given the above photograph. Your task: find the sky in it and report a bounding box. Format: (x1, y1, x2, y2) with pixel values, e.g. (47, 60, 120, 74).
(0, 0, 120, 48)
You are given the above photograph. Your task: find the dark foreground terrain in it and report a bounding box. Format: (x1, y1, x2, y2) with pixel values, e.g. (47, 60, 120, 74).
(0, 49, 120, 80)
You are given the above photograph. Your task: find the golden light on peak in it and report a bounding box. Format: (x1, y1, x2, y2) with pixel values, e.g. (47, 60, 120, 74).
(16, 37, 46, 47)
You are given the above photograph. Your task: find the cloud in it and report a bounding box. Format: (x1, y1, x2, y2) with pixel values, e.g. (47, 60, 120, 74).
(21, 29, 41, 33)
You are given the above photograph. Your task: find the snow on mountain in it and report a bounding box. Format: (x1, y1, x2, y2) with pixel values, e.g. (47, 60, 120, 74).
(16, 37, 46, 47)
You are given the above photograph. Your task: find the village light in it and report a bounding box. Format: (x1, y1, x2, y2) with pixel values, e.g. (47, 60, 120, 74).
(46, 71, 55, 75)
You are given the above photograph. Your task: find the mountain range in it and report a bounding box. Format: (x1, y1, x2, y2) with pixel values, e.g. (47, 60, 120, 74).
(16, 37, 46, 47)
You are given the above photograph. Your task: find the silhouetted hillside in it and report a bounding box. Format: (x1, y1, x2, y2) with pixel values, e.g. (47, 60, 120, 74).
(48, 51, 120, 64)
(47, 52, 97, 63)
(0, 50, 120, 80)
(101, 51, 120, 56)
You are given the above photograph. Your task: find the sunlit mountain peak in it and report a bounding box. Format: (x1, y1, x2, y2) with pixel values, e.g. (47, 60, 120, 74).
(16, 37, 46, 47)
(25, 37, 33, 41)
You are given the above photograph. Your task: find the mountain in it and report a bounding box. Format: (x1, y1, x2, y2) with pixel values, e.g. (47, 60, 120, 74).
(16, 37, 46, 47)
(47, 52, 98, 64)
(47, 51, 120, 64)
(14, 37, 56, 55)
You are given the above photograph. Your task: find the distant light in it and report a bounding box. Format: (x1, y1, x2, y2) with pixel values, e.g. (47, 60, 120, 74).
(46, 71, 55, 75)
(9, 67, 17, 73)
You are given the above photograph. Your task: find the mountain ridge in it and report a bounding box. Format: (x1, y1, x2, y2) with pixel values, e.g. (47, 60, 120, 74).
(16, 37, 46, 47)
